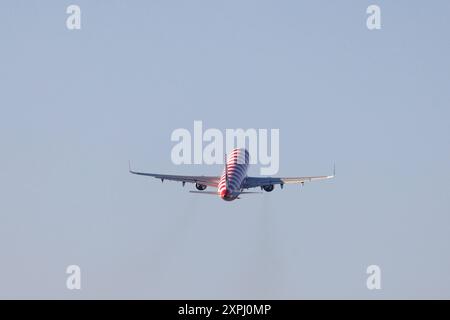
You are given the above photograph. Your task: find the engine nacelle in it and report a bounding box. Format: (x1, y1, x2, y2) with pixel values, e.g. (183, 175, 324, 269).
(195, 183, 207, 191)
(262, 184, 274, 192)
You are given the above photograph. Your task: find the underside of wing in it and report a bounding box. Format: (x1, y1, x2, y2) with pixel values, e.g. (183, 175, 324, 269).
(243, 175, 334, 189)
(243, 175, 333, 188)
(243, 165, 335, 189)
(129, 164, 220, 187)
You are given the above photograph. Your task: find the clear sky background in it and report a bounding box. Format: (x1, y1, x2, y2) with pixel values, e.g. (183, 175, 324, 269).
(0, 0, 449, 299)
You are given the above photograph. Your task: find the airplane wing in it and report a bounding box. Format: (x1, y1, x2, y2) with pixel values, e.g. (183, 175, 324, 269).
(129, 162, 220, 187)
(243, 165, 335, 189)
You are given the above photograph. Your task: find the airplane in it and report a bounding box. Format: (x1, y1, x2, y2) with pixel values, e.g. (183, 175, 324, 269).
(129, 148, 334, 201)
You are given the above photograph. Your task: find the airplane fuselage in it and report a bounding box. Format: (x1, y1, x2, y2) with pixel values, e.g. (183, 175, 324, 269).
(217, 148, 249, 201)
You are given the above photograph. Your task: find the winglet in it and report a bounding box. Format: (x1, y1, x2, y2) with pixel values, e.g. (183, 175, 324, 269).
(326, 162, 335, 179)
(128, 160, 133, 173)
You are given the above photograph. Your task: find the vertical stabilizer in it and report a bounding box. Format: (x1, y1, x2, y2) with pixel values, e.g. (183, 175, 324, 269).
(224, 153, 229, 190)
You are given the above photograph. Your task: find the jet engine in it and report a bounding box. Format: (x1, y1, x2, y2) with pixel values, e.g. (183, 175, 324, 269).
(262, 184, 274, 192)
(195, 183, 207, 191)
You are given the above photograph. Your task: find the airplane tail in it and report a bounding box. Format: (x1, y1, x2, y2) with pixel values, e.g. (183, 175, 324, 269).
(224, 153, 229, 190)
(189, 191, 262, 198)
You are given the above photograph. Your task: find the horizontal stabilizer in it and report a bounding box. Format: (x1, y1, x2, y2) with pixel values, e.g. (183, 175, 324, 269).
(238, 191, 263, 194)
(189, 191, 218, 195)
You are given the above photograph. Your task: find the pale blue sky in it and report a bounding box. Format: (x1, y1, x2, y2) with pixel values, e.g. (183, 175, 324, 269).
(0, 0, 449, 298)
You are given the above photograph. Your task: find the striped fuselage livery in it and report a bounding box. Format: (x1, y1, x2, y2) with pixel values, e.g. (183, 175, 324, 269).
(217, 148, 250, 201)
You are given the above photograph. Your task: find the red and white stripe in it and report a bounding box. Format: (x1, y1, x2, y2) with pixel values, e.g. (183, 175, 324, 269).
(217, 148, 250, 201)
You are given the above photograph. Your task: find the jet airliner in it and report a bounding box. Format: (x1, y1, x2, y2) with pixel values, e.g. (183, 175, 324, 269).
(129, 148, 334, 201)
